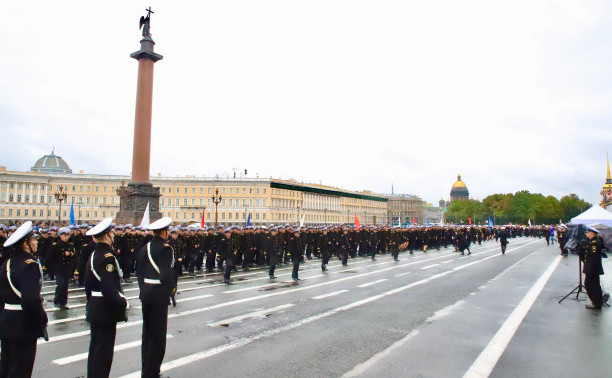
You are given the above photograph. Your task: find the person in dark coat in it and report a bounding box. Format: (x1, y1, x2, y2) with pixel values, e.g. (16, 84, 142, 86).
(137, 217, 177, 378)
(499, 227, 510, 254)
(288, 228, 304, 280)
(84, 218, 128, 378)
(580, 226, 608, 310)
(0, 222, 48, 378)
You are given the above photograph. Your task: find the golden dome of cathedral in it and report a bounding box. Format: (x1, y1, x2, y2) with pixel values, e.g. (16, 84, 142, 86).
(452, 174, 467, 188)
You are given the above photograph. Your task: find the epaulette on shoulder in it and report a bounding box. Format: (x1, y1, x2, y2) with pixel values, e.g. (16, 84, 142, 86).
(52, 242, 57, 245)
(25, 259, 37, 264)
(164, 243, 170, 247)
(104, 253, 114, 258)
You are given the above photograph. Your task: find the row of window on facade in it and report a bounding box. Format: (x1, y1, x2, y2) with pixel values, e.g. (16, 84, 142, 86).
(2, 194, 116, 205)
(0, 208, 114, 219)
(1, 182, 116, 193)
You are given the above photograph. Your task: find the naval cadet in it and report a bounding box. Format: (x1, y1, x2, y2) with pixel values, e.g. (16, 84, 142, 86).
(137, 217, 176, 378)
(84, 217, 129, 378)
(0, 221, 47, 378)
(288, 228, 304, 280)
(50, 227, 76, 309)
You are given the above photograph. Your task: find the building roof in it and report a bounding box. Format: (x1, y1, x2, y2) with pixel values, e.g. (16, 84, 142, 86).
(452, 174, 467, 188)
(31, 150, 72, 174)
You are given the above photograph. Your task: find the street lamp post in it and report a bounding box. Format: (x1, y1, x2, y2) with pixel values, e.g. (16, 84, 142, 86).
(78, 198, 82, 224)
(212, 188, 222, 227)
(296, 205, 301, 225)
(54, 185, 68, 225)
(245, 204, 248, 226)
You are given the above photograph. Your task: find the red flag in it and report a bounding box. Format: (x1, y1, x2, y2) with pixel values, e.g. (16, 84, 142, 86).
(412, 217, 416, 225)
(201, 210, 206, 228)
(354, 214, 360, 228)
(468, 217, 472, 226)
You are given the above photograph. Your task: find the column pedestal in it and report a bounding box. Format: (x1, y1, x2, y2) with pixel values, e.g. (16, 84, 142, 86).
(116, 182, 162, 225)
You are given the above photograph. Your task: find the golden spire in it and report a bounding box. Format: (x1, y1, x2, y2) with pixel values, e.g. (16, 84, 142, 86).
(607, 153, 611, 181)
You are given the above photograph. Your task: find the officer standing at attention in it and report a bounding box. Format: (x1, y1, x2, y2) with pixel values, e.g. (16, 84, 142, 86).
(581, 226, 609, 310)
(288, 228, 304, 281)
(137, 217, 176, 378)
(84, 218, 129, 378)
(0, 221, 47, 378)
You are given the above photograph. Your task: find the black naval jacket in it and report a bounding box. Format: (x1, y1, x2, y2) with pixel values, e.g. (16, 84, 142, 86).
(0, 249, 48, 340)
(137, 236, 176, 306)
(85, 243, 128, 324)
(50, 239, 77, 276)
(581, 237, 605, 276)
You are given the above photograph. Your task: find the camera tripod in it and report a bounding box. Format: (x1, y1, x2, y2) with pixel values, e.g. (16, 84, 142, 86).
(559, 256, 585, 303)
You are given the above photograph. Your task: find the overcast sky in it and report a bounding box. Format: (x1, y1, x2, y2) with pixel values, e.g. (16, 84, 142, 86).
(1, 1, 611, 206)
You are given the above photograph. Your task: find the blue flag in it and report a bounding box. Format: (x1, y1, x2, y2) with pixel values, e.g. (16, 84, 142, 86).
(69, 201, 76, 226)
(426, 218, 430, 227)
(382, 219, 385, 226)
(488, 216, 493, 229)
(246, 213, 251, 226)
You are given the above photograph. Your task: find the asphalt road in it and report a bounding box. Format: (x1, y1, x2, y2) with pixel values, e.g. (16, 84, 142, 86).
(35, 237, 612, 378)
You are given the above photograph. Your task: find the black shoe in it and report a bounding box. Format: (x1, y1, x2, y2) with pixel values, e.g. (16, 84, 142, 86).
(467, 252, 471, 255)
(602, 293, 610, 303)
(372, 258, 377, 261)
(224, 280, 231, 285)
(586, 304, 602, 310)
(322, 266, 327, 271)
(394, 259, 399, 262)
(269, 276, 276, 279)
(59, 305, 70, 310)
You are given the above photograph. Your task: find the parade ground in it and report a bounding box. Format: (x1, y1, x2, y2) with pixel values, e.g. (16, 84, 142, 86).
(37, 238, 611, 378)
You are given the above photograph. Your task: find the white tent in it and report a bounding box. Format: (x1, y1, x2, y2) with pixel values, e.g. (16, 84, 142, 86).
(570, 206, 612, 227)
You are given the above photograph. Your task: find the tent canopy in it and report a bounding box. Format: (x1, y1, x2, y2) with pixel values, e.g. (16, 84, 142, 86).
(571, 206, 612, 227)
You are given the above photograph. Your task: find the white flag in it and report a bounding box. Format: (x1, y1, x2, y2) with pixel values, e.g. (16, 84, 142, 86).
(528, 219, 531, 226)
(140, 202, 150, 228)
(398, 216, 401, 226)
(299, 213, 306, 227)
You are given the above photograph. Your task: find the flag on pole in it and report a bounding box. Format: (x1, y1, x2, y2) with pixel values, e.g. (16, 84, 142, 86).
(140, 202, 150, 228)
(412, 217, 416, 226)
(426, 218, 430, 227)
(488, 216, 493, 229)
(354, 214, 360, 229)
(300, 214, 306, 227)
(468, 217, 472, 226)
(383, 219, 386, 226)
(528, 219, 531, 226)
(69, 201, 76, 226)
(201, 210, 206, 228)
(398, 216, 401, 227)
(246, 213, 251, 227)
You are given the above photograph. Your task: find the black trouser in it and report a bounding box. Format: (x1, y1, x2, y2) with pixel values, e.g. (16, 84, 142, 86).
(501, 243, 507, 254)
(269, 263, 276, 277)
(194, 251, 204, 270)
(292, 260, 300, 279)
(142, 304, 169, 378)
(391, 250, 399, 261)
(0, 338, 37, 378)
(585, 274, 603, 307)
(54, 274, 70, 306)
(321, 251, 331, 268)
(224, 260, 234, 282)
(205, 252, 216, 272)
(88, 323, 117, 378)
(243, 251, 254, 269)
(120, 257, 132, 279)
(341, 250, 349, 266)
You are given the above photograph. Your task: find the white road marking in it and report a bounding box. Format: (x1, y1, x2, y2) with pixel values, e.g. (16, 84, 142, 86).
(312, 290, 349, 300)
(342, 330, 421, 377)
(41, 240, 533, 345)
(462, 255, 562, 378)
(207, 304, 294, 327)
(342, 243, 544, 377)
(117, 241, 539, 378)
(394, 272, 412, 278)
(421, 264, 440, 270)
(52, 334, 174, 365)
(441, 260, 454, 264)
(357, 279, 388, 288)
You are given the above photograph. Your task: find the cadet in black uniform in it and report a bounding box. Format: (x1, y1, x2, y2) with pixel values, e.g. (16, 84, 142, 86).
(288, 228, 304, 280)
(581, 226, 608, 310)
(51, 227, 77, 309)
(137, 217, 176, 378)
(0, 221, 48, 378)
(499, 227, 510, 254)
(264, 227, 281, 278)
(84, 218, 129, 378)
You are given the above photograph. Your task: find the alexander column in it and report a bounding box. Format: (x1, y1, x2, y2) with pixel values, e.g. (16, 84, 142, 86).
(116, 7, 163, 224)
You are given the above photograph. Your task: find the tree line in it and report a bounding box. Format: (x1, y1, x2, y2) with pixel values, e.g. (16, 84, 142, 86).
(445, 191, 591, 225)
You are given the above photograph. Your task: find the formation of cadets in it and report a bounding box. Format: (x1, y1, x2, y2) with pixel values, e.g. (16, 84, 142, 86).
(0, 220, 586, 377)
